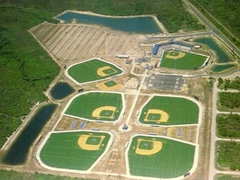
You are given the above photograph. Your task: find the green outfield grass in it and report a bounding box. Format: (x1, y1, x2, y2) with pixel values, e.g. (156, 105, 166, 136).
(160, 49, 207, 70)
(68, 59, 122, 83)
(104, 80, 118, 87)
(139, 96, 199, 125)
(147, 113, 161, 120)
(40, 131, 110, 170)
(65, 92, 123, 121)
(86, 137, 101, 145)
(139, 140, 153, 149)
(128, 136, 195, 178)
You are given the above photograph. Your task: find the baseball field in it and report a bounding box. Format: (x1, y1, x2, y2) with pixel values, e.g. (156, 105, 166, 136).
(128, 135, 195, 178)
(39, 131, 111, 170)
(160, 49, 207, 70)
(97, 80, 122, 90)
(67, 59, 123, 83)
(139, 96, 199, 125)
(65, 92, 123, 121)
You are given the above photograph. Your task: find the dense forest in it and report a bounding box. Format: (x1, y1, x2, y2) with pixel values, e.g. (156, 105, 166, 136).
(217, 141, 240, 171)
(189, 0, 240, 48)
(0, 169, 96, 180)
(1, 0, 204, 33)
(217, 114, 240, 138)
(218, 92, 240, 109)
(0, 5, 60, 147)
(218, 77, 240, 90)
(0, 0, 204, 148)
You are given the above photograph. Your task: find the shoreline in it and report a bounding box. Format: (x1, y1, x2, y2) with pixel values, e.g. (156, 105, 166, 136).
(54, 10, 168, 33)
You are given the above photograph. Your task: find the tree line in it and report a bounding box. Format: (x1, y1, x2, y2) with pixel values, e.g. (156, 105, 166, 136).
(217, 141, 240, 171)
(190, 0, 240, 49)
(217, 114, 240, 138)
(218, 77, 240, 90)
(219, 92, 240, 109)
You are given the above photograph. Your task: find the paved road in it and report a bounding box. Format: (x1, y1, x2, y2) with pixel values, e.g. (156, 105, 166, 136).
(209, 82, 219, 180)
(183, 69, 240, 79)
(146, 32, 213, 41)
(184, 0, 240, 57)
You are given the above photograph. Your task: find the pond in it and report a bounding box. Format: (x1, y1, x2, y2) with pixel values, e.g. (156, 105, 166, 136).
(194, 38, 232, 63)
(50, 82, 75, 100)
(56, 11, 163, 34)
(2, 104, 57, 165)
(212, 64, 236, 72)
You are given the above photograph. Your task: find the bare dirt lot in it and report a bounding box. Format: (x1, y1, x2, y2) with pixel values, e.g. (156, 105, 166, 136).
(30, 22, 145, 64)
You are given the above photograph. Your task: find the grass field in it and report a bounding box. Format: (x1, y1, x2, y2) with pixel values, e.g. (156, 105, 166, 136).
(217, 174, 240, 180)
(67, 59, 122, 83)
(160, 49, 207, 70)
(139, 96, 199, 125)
(104, 80, 118, 87)
(128, 136, 195, 178)
(65, 92, 123, 121)
(40, 131, 110, 170)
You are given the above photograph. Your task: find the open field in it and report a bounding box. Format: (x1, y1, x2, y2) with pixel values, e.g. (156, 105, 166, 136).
(67, 59, 122, 84)
(128, 135, 195, 178)
(160, 49, 208, 70)
(139, 96, 199, 125)
(39, 131, 111, 170)
(65, 92, 123, 121)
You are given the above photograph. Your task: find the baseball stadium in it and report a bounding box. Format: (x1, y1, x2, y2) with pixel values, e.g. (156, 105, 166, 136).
(66, 58, 123, 84)
(152, 41, 210, 70)
(64, 91, 124, 121)
(138, 95, 199, 125)
(127, 135, 196, 178)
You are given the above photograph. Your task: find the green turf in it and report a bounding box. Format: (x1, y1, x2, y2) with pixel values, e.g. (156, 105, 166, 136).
(128, 136, 195, 178)
(160, 49, 207, 70)
(217, 175, 240, 180)
(102, 68, 115, 74)
(86, 137, 101, 145)
(65, 92, 123, 121)
(40, 131, 110, 170)
(139, 96, 199, 125)
(68, 59, 122, 83)
(104, 80, 117, 87)
(147, 113, 161, 120)
(169, 51, 180, 56)
(139, 141, 153, 150)
(99, 110, 114, 117)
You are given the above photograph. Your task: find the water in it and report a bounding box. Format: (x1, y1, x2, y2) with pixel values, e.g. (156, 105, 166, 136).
(2, 104, 57, 165)
(212, 64, 236, 72)
(50, 82, 74, 100)
(56, 12, 163, 34)
(194, 38, 231, 63)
